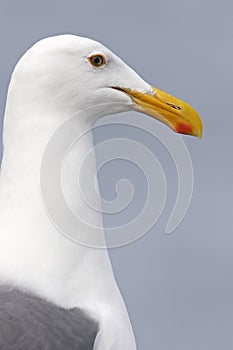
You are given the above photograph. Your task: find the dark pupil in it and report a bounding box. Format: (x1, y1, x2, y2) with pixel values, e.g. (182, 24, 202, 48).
(92, 56, 103, 66)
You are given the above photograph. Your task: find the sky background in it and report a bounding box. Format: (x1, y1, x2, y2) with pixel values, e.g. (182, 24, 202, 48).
(0, 1, 233, 349)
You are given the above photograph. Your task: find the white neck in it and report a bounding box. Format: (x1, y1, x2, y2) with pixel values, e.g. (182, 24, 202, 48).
(0, 90, 136, 349)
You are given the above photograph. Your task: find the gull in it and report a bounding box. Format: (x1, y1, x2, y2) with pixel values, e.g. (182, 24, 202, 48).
(0, 35, 202, 350)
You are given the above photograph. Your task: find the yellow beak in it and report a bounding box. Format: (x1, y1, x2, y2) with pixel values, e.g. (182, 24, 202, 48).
(113, 86, 202, 138)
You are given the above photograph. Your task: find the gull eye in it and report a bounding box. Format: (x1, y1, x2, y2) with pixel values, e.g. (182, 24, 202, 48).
(88, 54, 106, 68)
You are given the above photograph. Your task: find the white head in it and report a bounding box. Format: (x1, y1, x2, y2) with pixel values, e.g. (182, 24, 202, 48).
(5, 34, 202, 137)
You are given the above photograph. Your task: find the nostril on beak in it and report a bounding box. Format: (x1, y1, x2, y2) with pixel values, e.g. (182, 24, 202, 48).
(166, 103, 181, 110)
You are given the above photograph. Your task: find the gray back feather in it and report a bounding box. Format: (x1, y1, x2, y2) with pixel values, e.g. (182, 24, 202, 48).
(0, 286, 99, 350)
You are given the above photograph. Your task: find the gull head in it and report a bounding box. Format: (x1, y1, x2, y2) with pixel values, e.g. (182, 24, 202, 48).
(10, 34, 202, 137)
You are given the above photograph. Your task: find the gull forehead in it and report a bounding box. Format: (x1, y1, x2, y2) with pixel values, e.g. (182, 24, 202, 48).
(31, 34, 105, 52)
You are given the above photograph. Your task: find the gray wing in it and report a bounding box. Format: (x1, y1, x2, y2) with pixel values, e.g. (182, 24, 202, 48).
(0, 286, 99, 350)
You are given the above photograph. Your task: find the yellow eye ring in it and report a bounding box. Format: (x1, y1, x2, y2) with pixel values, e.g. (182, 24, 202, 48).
(88, 54, 106, 68)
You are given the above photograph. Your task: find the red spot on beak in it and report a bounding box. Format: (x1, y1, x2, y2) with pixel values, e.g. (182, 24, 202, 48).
(176, 122, 193, 135)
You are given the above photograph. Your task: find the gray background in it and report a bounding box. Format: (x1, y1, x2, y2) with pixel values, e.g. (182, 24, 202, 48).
(0, 0, 232, 349)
